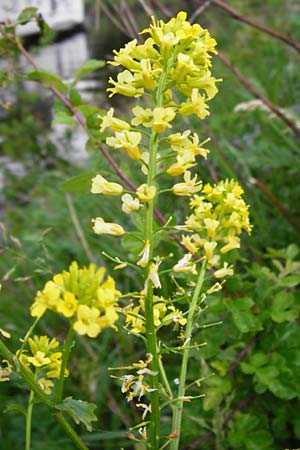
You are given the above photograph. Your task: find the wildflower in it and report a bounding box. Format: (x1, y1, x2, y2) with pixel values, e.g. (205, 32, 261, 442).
(173, 253, 197, 274)
(136, 403, 151, 420)
(27, 351, 51, 368)
(172, 171, 202, 196)
(0, 328, 10, 339)
(204, 218, 219, 238)
(137, 240, 151, 267)
(38, 378, 54, 394)
(121, 193, 140, 214)
(179, 89, 209, 119)
(106, 130, 142, 160)
(107, 70, 144, 98)
(91, 174, 123, 196)
(56, 291, 78, 318)
(131, 105, 153, 127)
(0, 360, 12, 382)
(92, 217, 125, 236)
(100, 107, 130, 132)
(148, 262, 161, 289)
(167, 154, 196, 176)
(214, 262, 234, 279)
(207, 282, 223, 294)
(152, 107, 176, 133)
(73, 305, 101, 338)
(30, 281, 61, 318)
(136, 184, 156, 203)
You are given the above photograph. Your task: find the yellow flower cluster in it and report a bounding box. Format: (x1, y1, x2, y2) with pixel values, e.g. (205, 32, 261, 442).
(108, 11, 219, 104)
(18, 335, 65, 394)
(124, 296, 186, 334)
(181, 180, 252, 274)
(30, 262, 121, 338)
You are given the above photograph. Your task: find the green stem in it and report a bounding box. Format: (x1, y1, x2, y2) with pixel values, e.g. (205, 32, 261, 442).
(170, 261, 207, 450)
(0, 339, 89, 450)
(19, 317, 40, 354)
(56, 326, 74, 404)
(143, 56, 174, 449)
(25, 376, 36, 450)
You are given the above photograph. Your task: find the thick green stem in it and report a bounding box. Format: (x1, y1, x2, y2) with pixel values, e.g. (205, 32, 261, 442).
(170, 261, 207, 450)
(0, 339, 89, 450)
(56, 326, 74, 404)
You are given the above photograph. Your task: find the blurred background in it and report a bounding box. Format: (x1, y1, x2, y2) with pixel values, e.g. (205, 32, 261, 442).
(1, 1, 300, 449)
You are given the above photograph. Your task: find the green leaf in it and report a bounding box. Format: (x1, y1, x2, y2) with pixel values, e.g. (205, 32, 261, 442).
(271, 291, 298, 323)
(72, 59, 105, 86)
(121, 233, 143, 257)
(17, 7, 38, 25)
(27, 70, 67, 93)
(4, 403, 26, 416)
(62, 172, 95, 194)
(245, 430, 273, 450)
(229, 297, 262, 333)
(58, 397, 97, 432)
(69, 88, 82, 106)
(278, 274, 300, 288)
(255, 365, 279, 386)
(52, 111, 77, 126)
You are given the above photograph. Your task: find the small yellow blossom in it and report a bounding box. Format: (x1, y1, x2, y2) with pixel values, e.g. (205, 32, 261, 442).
(148, 262, 161, 289)
(38, 378, 54, 394)
(0, 360, 12, 382)
(131, 106, 153, 127)
(173, 253, 197, 274)
(108, 70, 144, 98)
(121, 193, 140, 214)
(204, 218, 219, 238)
(172, 171, 202, 196)
(57, 291, 78, 318)
(73, 305, 101, 338)
(152, 107, 176, 133)
(179, 89, 209, 119)
(30, 281, 61, 318)
(106, 130, 142, 160)
(214, 262, 234, 279)
(207, 282, 223, 294)
(137, 240, 150, 268)
(27, 351, 51, 367)
(136, 184, 156, 203)
(100, 107, 130, 132)
(91, 174, 123, 196)
(92, 217, 125, 236)
(0, 328, 11, 339)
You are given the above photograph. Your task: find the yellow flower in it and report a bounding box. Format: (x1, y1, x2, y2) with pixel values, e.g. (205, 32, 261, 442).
(173, 253, 197, 274)
(137, 240, 150, 267)
(172, 171, 202, 196)
(91, 174, 123, 196)
(0, 360, 12, 382)
(57, 291, 78, 318)
(73, 305, 101, 338)
(214, 262, 234, 279)
(152, 107, 176, 133)
(27, 351, 51, 367)
(181, 235, 199, 254)
(148, 262, 161, 289)
(108, 70, 144, 98)
(30, 281, 61, 318)
(179, 88, 209, 119)
(167, 154, 196, 176)
(92, 217, 125, 236)
(220, 235, 240, 253)
(121, 194, 140, 214)
(131, 106, 153, 127)
(136, 184, 156, 203)
(204, 218, 219, 238)
(106, 130, 142, 160)
(100, 107, 130, 132)
(38, 378, 54, 394)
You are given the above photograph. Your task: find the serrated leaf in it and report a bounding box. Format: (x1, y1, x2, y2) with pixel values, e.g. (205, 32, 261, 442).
(58, 397, 97, 432)
(27, 70, 67, 93)
(17, 7, 38, 25)
(62, 172, 95, 194)
(72, 59, 105, 85)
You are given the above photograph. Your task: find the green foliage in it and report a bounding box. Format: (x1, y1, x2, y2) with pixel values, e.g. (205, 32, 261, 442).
(1, 1, 300, 449)
(58, 397, 97, 432)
